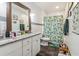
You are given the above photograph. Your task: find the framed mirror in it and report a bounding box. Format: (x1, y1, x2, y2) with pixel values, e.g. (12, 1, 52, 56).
(6, 2, 31, 36)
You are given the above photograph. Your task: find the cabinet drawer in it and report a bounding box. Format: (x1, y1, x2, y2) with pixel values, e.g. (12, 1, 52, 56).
(26, 51, 31, 56)
(23, 46, 31, 56)
(23, 38, 31, 56)
(23, 38, 31, 46)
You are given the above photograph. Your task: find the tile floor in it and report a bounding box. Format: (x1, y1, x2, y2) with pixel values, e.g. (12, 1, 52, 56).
(37, 46, 59, 56)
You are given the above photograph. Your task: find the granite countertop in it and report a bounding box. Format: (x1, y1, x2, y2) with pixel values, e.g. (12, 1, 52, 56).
(0, 32, 41, 46)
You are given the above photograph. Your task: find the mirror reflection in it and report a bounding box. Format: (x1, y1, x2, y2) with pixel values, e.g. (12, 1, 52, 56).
(12, 3, 30, 33)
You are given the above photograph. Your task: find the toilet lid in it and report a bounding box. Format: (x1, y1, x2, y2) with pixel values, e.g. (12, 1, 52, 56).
(41, 37, 50, 41)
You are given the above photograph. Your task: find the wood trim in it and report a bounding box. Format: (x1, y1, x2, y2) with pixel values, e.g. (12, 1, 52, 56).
(13, 2, 31, 33)
(67, 2, 73, 17)
(6, 2, 12, 32)
(31, 22, 44, 25)
(68, 2, 74, 11)
(28, 10, 31, 32)
(13, 2, 30, 10)
(6, 2, 31, 33)
(72, 2, 79, 11)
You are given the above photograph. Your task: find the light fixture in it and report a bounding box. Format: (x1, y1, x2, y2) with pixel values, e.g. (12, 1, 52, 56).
(56, 6, 59, 9)
(30, 13, 35, 22)
(30, 13, 35, 17)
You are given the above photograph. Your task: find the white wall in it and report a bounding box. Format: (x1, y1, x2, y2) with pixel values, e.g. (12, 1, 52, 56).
(65, 15, 79, 56)
(21, 2, 47, 33)
(47, 11, 64, 16)
(0, 2, 6, 17)
(69, 17, 79, 55)
(64, 2, 79, 56)
(0, 2, 7, 36)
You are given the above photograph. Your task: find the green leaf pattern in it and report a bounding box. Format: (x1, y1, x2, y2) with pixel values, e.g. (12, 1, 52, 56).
(43, 16, 64, 41)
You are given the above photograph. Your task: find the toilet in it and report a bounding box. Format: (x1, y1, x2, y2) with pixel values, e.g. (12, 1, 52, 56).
(40, 37, 50, 46)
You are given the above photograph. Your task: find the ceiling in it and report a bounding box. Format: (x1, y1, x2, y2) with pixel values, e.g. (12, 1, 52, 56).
(34, 2, 67, 14)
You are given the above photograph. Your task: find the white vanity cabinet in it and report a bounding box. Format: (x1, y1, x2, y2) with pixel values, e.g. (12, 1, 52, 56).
(22, 34, 41, 56)
(0, 40, 22, 56)
(22, 38, 31, 56)
(36, 34, 42, 53)
(0, 33, 42, 56)
(7, 41, 23, 56)
(31, 34, 42, 56)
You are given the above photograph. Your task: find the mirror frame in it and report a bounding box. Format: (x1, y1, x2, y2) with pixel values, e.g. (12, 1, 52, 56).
(6, 2, 31, 33)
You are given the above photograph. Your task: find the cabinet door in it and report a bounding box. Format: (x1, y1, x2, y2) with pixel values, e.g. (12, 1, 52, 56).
(7, 46, 22, 56)
(0, 40, 22, 56)
(23, 38, 31, 56)
(36, 37, 40, 53)
(32, 34, 41, 56)
(37, 34, 42, 53)
(7, 50, 18, 56)
(7, 41, 22, 56)
(31, 36, 37, 56)
(35, 34, 42, 54)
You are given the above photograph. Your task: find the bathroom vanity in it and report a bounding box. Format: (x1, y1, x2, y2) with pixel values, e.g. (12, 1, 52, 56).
(0, 32, 42, 56)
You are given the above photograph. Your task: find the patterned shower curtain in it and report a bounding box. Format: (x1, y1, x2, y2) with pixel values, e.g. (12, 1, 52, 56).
(43, 15, 64, 41)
